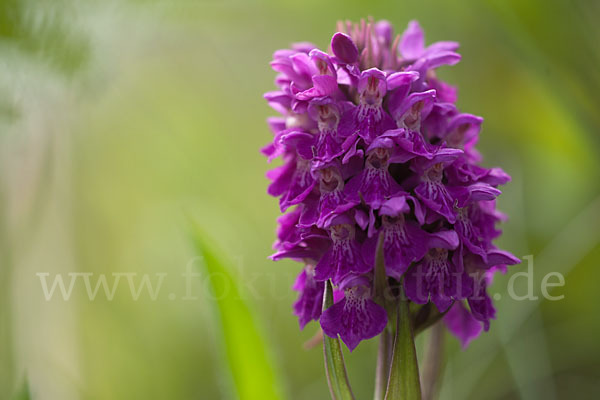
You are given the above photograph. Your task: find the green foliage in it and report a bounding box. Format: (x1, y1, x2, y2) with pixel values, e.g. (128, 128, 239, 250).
(191, 226, 285, 400)
(11, 379, 31, 400)
(0, 0, 89, 75)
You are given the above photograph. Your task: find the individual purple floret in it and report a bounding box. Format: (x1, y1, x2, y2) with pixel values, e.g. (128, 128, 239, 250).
(293, 265, 324, 329)
(320, 275, 388, 351)
(264, 18, 519, 351)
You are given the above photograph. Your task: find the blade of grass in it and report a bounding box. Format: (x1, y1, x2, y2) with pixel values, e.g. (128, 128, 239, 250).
(191, 225, 284, 400)
(322, 280, 355, 400)
(12, 378, 31, 400)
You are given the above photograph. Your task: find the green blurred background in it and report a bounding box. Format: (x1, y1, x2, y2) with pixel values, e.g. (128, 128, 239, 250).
(1, 0, 599, 399)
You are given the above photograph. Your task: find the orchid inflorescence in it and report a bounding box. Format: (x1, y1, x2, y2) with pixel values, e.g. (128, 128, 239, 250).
(263, 18, 519, 361)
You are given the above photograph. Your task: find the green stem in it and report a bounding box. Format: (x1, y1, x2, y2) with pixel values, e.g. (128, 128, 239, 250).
(384, 285, 422, 400)
(373, 233, 393, 400)
(322, 280, 355, 400)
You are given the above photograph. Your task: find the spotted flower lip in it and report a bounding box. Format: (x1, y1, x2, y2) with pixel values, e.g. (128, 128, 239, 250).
(264, 18, 519, 350)
(319, 274, 387, 351)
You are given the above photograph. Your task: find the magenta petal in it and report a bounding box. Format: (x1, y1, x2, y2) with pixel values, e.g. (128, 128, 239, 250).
(293, 267, 324, 329)
(486, 249, 520, 268)
(386, 71, 419, 91)
(426, 41, 460, 54)
(424, 51, 461, 69)
(296, 75, 338, 100)
(443, 302, 482, 348)
(266, 163, 294, 197)
(380, 196, 410, 216)
(415, 181, 457, 223)
(331, 32, 359, 64)
(382, 221, 428, 279)
(428, 230, 459, 250)
(467, 282, 496, 331)
(374, 20, 394, 45)
(314, 225, 371, 284)
(430, 291, 454, 313)
(400, 20, 425, 59)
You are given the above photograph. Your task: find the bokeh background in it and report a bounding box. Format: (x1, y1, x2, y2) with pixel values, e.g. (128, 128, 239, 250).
(1, 0, 599, 399)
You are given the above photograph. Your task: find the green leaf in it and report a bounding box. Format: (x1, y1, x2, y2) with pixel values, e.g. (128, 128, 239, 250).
(322, 280, 355, 400)
(191, 226, 284, 400)
(385, 286, 421, 400)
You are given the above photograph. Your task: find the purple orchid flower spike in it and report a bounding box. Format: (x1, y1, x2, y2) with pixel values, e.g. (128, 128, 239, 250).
(320, 274, 388, 351)
(264, 19, 519, 365)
